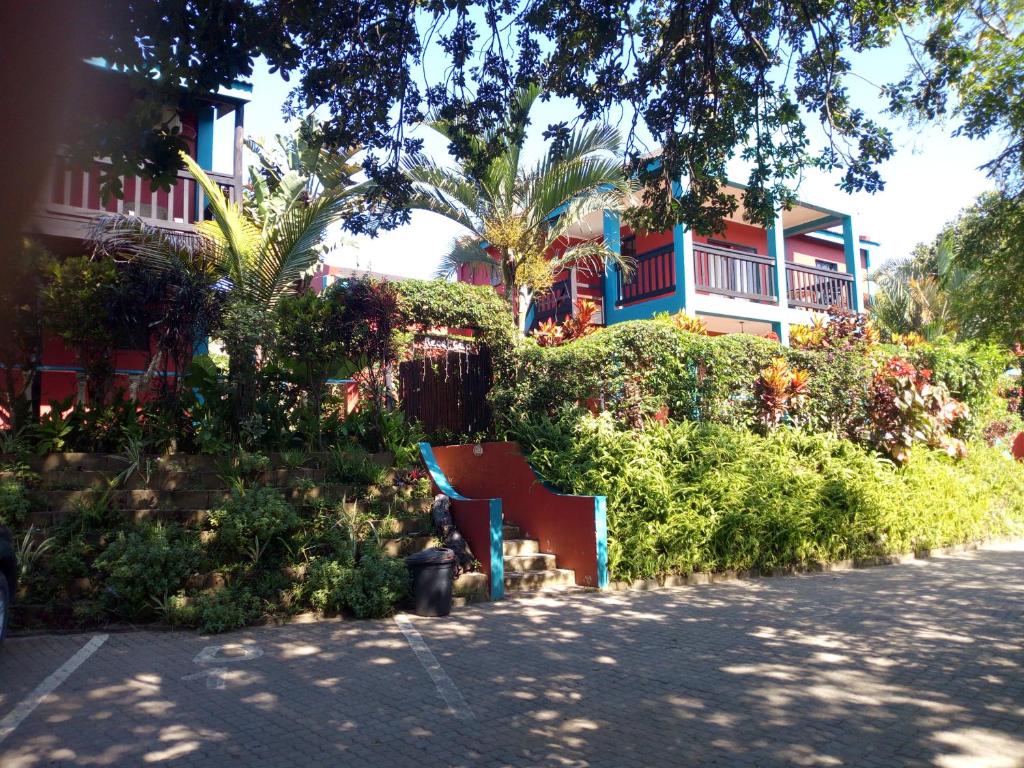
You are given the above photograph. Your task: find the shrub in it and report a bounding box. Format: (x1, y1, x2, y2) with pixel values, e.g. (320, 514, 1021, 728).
(753, 358, 809, 430)
(94, 523, 201, 621)
(299, 554, 355, 614)
(867, 356, 968, 463)
(207, 488, 300, 566)
(193, 586, 264, 634)
(341, 547, 409, 619)
(0, 477, 30, 528)
(513, 411, 1024, 581)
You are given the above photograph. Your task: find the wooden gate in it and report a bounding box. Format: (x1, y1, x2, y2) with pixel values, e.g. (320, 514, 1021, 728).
(399, 349, 492, 436)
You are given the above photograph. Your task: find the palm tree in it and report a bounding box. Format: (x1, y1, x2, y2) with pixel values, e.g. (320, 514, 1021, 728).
(870, 239, 960, 342)
(92, 123, 371, 418)
(403, 85, 635, 335)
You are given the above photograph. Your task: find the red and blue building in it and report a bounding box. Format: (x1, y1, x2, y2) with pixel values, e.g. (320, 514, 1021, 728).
(458, 181, 879, 343)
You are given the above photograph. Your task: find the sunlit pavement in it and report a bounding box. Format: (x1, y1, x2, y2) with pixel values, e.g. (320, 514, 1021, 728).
(2, 543, 1023, 767)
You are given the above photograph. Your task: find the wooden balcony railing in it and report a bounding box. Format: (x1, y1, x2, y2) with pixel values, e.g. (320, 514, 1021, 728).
(532, 278, 573, 327)
(618, 243, 675, 304)
(693, 242, 777, 302)
(786, 263, 854, 310)
(43, 152, 239, 234)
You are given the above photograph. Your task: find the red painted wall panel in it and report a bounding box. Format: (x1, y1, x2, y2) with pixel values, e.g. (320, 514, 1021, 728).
(693, 220, 769, 253)
(429, 441, 603, 588)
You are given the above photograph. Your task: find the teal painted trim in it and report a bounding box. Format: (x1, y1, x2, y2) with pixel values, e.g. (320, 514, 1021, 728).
(783, 214, 842, 239)
(196, 107, 215, 171)
(418, 442, 505, 600)
(842, 216, 865, 313)
(674, 223, 696, 312)
(809, 230, 881, 247)
(489, 499, 505, 600)
(417, 443, 468, 500)
(195, 107, 216, 216)
(772, 320, 790, 347)
(594, 496, 609, 589)
(602, 210, 621, 322)
(767, 212, 787, 311)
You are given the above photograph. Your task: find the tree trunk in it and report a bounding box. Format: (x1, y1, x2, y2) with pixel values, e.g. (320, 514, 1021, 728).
(516, 285, 533, 337)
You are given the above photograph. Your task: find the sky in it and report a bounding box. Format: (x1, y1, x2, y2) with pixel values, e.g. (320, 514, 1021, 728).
(234, 38, 1003, 279)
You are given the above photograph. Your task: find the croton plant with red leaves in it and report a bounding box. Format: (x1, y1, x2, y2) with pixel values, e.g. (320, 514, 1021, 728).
(531, 299, 599, 347)
(868, 356, 969, 463)
(753, 358, 810, 429)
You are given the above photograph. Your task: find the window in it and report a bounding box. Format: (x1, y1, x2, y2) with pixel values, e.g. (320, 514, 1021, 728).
(815, 259, 839, 272)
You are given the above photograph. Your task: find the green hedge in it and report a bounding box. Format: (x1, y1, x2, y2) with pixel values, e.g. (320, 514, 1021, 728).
(494, 320, 1008, 439)
(515, 413, 1024, 581)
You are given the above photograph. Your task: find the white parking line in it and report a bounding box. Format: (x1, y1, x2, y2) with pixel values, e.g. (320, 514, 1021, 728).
(0, 634, 108, 745)
(394, 615, 475, 721)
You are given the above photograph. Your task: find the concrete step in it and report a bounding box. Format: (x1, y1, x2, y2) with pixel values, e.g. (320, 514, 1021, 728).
(503, 568, 575, 591)
(503, 538, 539, 557)
(503, 553, 557, 573)
(453, 571, 489, 601)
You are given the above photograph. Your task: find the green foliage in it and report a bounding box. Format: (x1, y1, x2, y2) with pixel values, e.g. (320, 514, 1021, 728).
(41, 256, 120, 405)
(94, 523, 201, 621)
(193, 586, 264, 634)
(0, 239, 46, 432)
(496, 320, 1005, 444)
(406, 84, 633, 334)
(395, 279, 518, 372)
(298, 554, 355, 614)
(516, 412, 1024, 582)
(0, 478, 31, 528)
(943, 191, 1024, 346)
(339, 547, 409, 619)
(80, 0, 1014, 241)
(902, 340, 1010, 437)
(207, 488, 300, 566)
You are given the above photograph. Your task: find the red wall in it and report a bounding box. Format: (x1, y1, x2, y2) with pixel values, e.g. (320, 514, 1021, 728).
(429, 441, 605, 588)
(785, 234, 845, 266)
(693, 220, 769, 253)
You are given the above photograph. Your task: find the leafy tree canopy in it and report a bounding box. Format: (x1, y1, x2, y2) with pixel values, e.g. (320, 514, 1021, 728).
(82, 0, 1023, 235)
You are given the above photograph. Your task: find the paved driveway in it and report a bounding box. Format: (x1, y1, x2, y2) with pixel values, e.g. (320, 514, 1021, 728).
(1, 543, 1023, 767)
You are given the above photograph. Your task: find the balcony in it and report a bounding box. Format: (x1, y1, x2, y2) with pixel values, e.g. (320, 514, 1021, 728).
(531, 271, 605, 331)
(33, 151, 240, 240)
(693, 242, 776, 303)
(615, 242, 855, 312)
(617, 243, 675, 303)
(533, 278, 573, 327)
(785, 263, 854, 310)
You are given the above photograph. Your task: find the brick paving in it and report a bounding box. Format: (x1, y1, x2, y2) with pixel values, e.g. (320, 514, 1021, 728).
(1, 543, 1023, 767)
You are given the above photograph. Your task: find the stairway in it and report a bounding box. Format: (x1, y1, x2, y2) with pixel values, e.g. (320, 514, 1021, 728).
(502, 522, 575, 593)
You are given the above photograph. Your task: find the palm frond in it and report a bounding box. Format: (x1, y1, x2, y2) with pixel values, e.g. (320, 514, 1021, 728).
(523, 153, 631, 230)
(435, 236, 497, 280)
(181, 152, 256, 284)
(89, 214, 214, 274)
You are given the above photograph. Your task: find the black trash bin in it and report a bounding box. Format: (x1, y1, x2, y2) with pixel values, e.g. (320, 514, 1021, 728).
(405, 547, 456, 617)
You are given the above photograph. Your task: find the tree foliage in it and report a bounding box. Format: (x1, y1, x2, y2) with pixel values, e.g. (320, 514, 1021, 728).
(75, 0, 1023, 235)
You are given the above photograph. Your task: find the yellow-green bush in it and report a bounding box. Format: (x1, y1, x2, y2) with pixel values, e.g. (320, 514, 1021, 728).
(516, 412, 1024, 581)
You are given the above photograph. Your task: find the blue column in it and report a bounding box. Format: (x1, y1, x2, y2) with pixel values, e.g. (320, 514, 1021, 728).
(195, 106, 216, 215)
(842, 215, 866, 312)
(772, 320, 790, 346)
(767, 212, 788, 310)
(673, 223, 696, 312)
(602, 209, 621, 323)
